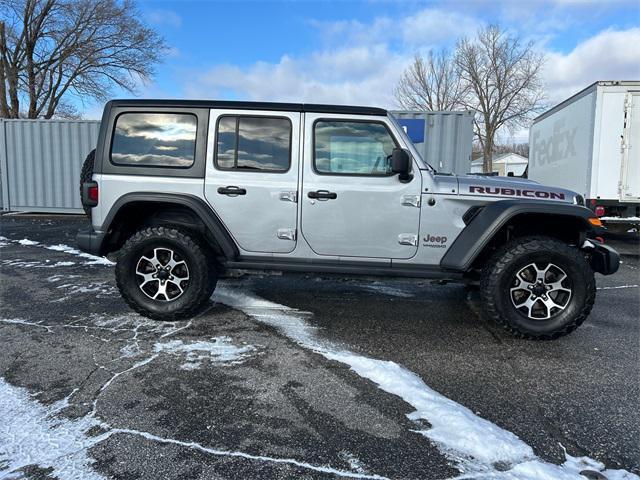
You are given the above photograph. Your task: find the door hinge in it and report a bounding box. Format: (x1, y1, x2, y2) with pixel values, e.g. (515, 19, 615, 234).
(401, 195, 421, 207)
(397, 234, 418, 246)
(279, 191, 298, 203)
(277, 228, 297, 241)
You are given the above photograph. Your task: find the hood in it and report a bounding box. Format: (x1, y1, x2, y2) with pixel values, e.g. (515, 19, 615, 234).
(455, 173, 579, 204)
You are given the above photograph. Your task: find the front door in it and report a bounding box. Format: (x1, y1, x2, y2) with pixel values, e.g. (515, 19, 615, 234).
(204, 109, 300, 253)
(301, 114, 422, 259)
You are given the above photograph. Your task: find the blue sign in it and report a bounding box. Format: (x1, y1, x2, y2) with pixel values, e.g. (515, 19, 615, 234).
(396, 118, 425, 143)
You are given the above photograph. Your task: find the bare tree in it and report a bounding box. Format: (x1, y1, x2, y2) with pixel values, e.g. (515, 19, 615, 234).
(395, 50, 468, 111)
(455, 25, 545, 173)
(0, 0, 167, 118)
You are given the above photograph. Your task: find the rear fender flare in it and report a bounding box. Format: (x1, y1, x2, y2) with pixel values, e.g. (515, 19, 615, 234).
(101, 193, 238, 259)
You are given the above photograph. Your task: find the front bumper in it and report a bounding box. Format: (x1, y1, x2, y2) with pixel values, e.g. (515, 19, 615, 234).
(585, 241, 620, 275)
(76, 228, 106, 256)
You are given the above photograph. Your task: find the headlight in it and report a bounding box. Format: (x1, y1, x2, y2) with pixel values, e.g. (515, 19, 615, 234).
(573, 194, 585, 206)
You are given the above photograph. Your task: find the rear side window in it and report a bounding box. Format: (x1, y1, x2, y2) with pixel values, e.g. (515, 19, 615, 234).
(314, 120, 397, 175)
(111, 113, 197, 167)
(215, 116, 291, 172)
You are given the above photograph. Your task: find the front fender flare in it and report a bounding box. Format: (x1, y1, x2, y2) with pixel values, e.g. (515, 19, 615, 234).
(440, 200, 596, 271)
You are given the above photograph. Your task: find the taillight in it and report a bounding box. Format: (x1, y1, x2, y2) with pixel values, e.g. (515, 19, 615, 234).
(594, 205, 605, 217)
(88, 185, 99, 203)
(82, 182, 99, 207)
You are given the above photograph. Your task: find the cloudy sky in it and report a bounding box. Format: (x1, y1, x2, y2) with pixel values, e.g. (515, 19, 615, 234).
(87, 0, 639, 137)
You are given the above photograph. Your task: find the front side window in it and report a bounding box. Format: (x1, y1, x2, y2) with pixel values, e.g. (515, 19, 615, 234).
(111, 113, 197, 167)
(215, 116, 291, 172)
(314, 121, 397, 175)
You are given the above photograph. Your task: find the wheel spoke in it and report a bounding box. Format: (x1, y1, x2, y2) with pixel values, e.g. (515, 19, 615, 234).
(153, 282, 169, 301)
(540, 295, 566, 318)
(137, 272, 157, 288)
(534, 263, 551, 283)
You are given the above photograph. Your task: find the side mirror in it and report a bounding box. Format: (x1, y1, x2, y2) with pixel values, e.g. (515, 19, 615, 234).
(390, 148, 411, 181)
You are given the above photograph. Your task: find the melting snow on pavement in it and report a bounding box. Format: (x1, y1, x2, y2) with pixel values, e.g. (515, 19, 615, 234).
(213, 283, 639, 480)
(2, 236, 113, 265)
(44, 244, 114, 265)
(0, 378, 106, 480)
(0, 375, 386, 480)
(154, 337, 257, 369)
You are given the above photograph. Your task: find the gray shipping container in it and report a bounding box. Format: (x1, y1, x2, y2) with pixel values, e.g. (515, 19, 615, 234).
(391, 110, 474, 175)
(0, 119, 100, 213)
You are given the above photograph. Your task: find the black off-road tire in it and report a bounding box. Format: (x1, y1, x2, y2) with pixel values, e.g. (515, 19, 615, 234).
(480, 236, 596, 340)
(79, 149, 96, 218)
(115, 226, 218, 321)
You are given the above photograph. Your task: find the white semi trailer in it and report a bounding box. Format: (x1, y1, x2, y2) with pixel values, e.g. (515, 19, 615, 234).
(529, 81, 639, 224)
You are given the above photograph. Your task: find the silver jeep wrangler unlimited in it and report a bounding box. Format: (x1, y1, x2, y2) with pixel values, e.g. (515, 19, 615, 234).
(78, 100, 619, 339)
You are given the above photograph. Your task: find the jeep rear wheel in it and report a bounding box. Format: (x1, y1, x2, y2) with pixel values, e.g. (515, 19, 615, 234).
(480, 236, 595, 340)
(116, 226, 217, 321)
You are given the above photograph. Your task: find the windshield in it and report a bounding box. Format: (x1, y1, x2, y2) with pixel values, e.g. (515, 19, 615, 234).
(387, 114, 435, 172)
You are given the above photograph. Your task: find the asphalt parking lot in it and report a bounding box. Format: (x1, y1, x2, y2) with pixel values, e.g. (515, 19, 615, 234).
(1, 215, 638, 480)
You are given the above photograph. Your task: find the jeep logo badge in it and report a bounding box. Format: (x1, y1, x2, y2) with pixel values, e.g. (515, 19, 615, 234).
(423, 233, 448, 248)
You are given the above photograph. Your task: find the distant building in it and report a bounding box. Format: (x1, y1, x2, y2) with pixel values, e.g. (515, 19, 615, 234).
(470, 152, 528, 176)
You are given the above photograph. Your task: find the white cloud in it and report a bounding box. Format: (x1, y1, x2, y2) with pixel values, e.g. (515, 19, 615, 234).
(185, 44, 410, 107)
(146, 9, 182, 28)
(312, 8, 478, 50)
(544, 27, 640, 102)
(401, 9, 479, 46)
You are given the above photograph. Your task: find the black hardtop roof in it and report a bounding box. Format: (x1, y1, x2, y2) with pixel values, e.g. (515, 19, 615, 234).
(107, 99, 388, 116)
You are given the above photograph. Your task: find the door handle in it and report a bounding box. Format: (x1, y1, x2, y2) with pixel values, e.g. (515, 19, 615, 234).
(307, 190, 337, 200)
(217, 186, 247, 196)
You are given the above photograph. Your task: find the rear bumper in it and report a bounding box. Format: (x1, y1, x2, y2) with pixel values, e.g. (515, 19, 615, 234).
(586, 241, 620, 275)
(76, 228, 106, 256)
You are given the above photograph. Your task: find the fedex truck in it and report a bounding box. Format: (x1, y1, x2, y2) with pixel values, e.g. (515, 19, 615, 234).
(529, 81, 640, 225)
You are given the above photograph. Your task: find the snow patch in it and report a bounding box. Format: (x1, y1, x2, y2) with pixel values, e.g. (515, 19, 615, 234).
(1, 259, 77, 268)
(45, 244, 114, 265)
(213, 283, 639, 480)
(17, 238, 40, 246)
(2, 236, 113, 265)
(0, 318, 54, 333)
(0, 378, 105, 479)
(53, 281, 117, 301)
(597, 284, 639, 291)
(154, 337, 256, 369)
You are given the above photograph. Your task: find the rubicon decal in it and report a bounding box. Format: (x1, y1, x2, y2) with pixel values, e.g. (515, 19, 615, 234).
(469, 186, 565, 200)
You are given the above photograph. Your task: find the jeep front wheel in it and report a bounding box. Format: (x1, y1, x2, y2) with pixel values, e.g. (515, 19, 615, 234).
(480, 236, 596, 340)
(116, 226, 217, 321)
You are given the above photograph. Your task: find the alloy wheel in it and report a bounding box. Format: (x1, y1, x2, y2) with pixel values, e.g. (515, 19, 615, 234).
(135, 247, 190, 301)
(509, 262, 572, 320)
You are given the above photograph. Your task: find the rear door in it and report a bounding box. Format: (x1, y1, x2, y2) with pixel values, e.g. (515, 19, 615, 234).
(204, 109, 300, 253)
(300, 114, 422, 259)
(621, 92, 640, 201)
